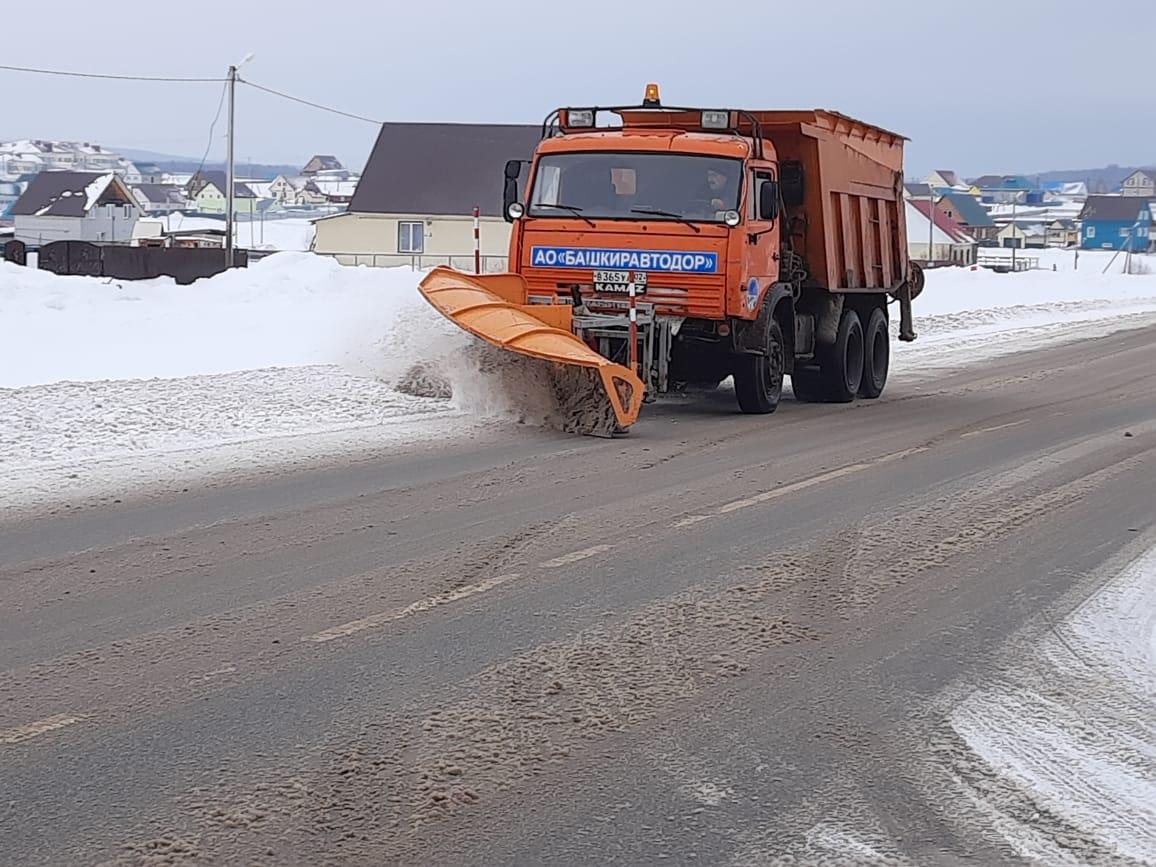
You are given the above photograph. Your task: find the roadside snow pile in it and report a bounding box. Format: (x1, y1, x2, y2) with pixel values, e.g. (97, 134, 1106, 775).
(2, 251, 1156, 516)
(900, 259, 1156, 362)
(948, 543, 1156, 864)
(919, 255, 1156, 318)
(0, 252, 443, 387)
(0, 253, 567, 515)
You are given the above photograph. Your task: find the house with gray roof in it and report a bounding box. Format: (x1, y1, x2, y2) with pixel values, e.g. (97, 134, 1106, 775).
(1120, 168, 1156, 198)
(186, 171, 258, 215)
(1078, 196, 1150, 250)
(11, 171, 141, 245)
(312, 122, 541, 267)
(131, 183, 189, 215)
(302, 155, 345, 176)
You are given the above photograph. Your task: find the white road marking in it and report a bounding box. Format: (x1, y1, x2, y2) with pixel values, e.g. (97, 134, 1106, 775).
(960, 419, 1030, 439)
(670, 446, 929, 529)
(0, 713, 84, 745)
(539, 545, 613, 568)
(717, 462, 872, 514)
(304, 572, 522, 643)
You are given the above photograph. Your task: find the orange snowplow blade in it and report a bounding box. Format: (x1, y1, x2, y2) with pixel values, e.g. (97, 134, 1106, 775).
(417, 266, 645, 435)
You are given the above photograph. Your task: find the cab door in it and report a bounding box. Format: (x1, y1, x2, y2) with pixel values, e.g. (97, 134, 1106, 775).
(734, 161, 781, 318)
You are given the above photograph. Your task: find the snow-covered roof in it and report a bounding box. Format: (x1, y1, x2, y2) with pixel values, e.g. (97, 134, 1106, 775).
(11, 171, 134, 217)
(311, 179, 358, 197)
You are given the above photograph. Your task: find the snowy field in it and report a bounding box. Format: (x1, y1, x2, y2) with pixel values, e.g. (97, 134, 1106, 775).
(162, 214, 316, 252)
(2, 250, 1156, 517)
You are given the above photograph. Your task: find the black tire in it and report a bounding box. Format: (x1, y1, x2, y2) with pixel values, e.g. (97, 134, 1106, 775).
(819, 309, 864, 402)
(858, 306, 889, 399)
(791, 365, 825, 402)
(734, 319, 785, 414)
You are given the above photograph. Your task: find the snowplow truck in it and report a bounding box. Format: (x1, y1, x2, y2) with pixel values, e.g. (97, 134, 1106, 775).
(418, 84, 923, 436)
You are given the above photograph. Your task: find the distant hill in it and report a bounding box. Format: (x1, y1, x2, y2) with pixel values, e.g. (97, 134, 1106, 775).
(966, 164, 1156, 193)
(116, 147, 301, 180)
(1030, 164, 1155, 193)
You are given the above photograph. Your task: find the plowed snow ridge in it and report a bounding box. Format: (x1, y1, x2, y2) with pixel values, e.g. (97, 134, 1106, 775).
(950, 544, 1156, 864)
(1, 250, 1155, 515)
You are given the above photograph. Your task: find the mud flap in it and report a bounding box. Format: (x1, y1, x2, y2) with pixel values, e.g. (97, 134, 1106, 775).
(417, 267, 645, 435)
(896, 263, 922, 342)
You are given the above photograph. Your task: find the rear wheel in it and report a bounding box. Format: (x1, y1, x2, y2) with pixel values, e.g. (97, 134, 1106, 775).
(858, 306, 889, 399)
(791, 365, 825, 402)
(819, 309, 864, 402)
(734, 320, 785, 414)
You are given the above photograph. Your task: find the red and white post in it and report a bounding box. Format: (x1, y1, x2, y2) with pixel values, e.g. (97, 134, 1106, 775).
(628, 276, 638, 374)
(473, 206, 481, 274)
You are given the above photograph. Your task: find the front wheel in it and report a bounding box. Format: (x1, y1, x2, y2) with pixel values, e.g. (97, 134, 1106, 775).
(734, 320, 785, 414)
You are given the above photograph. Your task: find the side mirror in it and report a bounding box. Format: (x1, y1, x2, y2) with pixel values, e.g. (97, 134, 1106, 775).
(759, 180, 780, 221)
(503, 160, 524, 223)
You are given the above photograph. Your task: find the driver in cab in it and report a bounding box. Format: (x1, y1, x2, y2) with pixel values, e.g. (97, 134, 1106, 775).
(700, 168, 733, 215)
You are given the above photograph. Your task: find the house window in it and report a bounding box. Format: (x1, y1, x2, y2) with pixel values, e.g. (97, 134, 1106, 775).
(398, 221, 424, 253)
(1086, 226, 1095, 238)
(1120, 228, 1131, 238)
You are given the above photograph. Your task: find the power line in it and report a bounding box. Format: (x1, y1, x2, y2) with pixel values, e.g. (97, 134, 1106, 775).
(0, 63, 225, 83)
(239, 77, 381, 126)
(193, 79, 230, 179)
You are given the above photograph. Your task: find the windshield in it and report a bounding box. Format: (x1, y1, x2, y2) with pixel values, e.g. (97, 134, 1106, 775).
(528, 152, 742, 223)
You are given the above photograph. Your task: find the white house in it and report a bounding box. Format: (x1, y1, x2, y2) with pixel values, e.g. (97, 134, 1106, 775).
(269, 174, 327, 205)
(904, 200, 977, 265)
(924, 169, 962, 190)
(1120, 168, 1156, 198)
(11, 171, 142, 245)
(131, 183, 189, 215)
(312, 122, 541, 268)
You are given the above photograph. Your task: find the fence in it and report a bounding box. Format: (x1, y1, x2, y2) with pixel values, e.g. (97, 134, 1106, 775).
(976, 252, 1038, 273)
(325, 252, 509, 273)
(37, 241, 247, 284)
(2, 239, 26, 265)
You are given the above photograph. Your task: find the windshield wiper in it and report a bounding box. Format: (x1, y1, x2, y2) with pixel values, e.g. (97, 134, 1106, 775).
(629, 207, 701, 233)
(534, 202, 595, 227)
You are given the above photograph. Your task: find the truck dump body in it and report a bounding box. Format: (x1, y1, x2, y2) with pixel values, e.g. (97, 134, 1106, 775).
(618, 109, 910, 293)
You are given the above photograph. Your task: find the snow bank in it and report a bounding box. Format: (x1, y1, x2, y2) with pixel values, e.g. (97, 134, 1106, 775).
(949, 543, 1156, 864)
(3, 252, 1156, 517)
(0, 253, 448, 388)
(917, 256, 1156, 317)
(4, 251, 1154, 391)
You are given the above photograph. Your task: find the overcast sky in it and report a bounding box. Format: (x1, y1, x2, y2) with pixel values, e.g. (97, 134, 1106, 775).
(5, 0, 1153, 178)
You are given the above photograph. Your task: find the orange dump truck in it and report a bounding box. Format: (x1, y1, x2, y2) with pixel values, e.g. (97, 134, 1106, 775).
(418, 85, 922, 435)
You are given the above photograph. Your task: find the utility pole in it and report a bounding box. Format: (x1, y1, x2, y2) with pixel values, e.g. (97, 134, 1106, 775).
(928, 188, 935, 266)
(1011, 196, 1018, 271)
(225, 63, 237, 266)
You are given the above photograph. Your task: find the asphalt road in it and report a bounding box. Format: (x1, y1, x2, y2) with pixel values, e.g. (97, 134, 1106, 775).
(2, 325, 1154, 866)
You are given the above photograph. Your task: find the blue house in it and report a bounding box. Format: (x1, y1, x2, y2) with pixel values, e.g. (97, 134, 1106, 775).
(0, 180, 26, 220)
(1078, 196, 1151, 250)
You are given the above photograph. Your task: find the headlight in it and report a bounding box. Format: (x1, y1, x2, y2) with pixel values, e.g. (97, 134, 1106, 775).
(701, 110, 730, 129)
(723, 209, 741, 227)
(507, 202, 525, 219)
(567, 109, 594, 127)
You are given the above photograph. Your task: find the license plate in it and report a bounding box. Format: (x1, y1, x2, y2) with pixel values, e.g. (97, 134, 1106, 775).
(593, 270, 647, 294)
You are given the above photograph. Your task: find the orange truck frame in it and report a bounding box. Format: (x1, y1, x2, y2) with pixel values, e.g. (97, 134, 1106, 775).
(419, 85, 922, 435)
